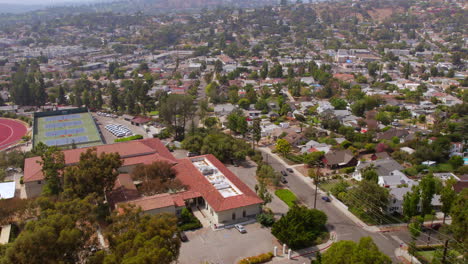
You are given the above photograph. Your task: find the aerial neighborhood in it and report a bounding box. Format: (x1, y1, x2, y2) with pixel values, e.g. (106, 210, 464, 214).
(0, 0, 466, 263)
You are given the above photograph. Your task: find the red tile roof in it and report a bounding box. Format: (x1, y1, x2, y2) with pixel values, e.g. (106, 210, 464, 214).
(23, 138, 176, 183)
(131, 116, 152, 124)
(107, 174, 140, 207)
(119, 190, 200, 211)
(173, 154, 263, 212)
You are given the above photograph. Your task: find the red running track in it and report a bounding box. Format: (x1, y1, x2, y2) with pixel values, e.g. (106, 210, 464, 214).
(0, 118, 28, 151)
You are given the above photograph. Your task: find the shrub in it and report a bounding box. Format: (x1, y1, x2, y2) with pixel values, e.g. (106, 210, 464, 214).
(285, 153, 304, 164)
(114, 134, 143, 142)
(179, 208, 202, 231)
(256, 213, 275, 227)
(275, 189, 297, 207)
(340, 166, 355, 174)
(19, 176, 24, 185)
(238, 252, 274, 264)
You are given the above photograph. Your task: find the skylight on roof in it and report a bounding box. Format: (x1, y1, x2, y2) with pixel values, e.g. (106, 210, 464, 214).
(192, 158, 242, 198)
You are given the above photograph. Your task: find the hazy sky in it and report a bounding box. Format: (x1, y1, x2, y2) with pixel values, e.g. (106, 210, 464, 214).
(0, 0, 100, 4)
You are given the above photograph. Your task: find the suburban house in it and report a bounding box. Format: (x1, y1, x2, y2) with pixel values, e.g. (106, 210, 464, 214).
(23, 138, 262, 225)
(300, 140, 331, 154)
(388, 186, 441, 215)
(353, 158, 405, 181)
(376, 128, 410, 142)
(322, 149, 357, 169)
(377, 170, 415, 188)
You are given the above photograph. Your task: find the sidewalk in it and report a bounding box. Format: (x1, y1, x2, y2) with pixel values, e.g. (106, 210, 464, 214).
(259, 147, 378, 233)
(395, 247, 422, 264)
(269, 231, 338, 263)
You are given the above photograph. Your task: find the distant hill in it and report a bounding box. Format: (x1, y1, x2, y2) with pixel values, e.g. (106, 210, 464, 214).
(0, 3, 46, 14)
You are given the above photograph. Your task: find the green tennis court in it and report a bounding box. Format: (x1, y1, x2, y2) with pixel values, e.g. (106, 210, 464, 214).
(33, 111, 103, 149)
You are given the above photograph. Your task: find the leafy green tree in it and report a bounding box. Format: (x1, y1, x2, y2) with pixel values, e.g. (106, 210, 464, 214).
(38, 146, 65, 195)
(322, 237, 391, 264)
(63, 148, 122, 199)
(103, 208, 180, 264)
(57, 85, 67, 104)
(260, 62, 269, 79)
(449, 188, 467, 248)
(238, 98, 250, 110)
(403, 185, 420, 222)
(440, 177, 457, 224)
(420, 173, 436, 216)
(203, 117, 218, 129)
(271, 206, 327, 250)
(448, 156, 464, 170)
(252, 118, 261, 148)
(303, 151, 324, 167)
(256, 179, 272, 205)
(330, 98, 347, 110)
(237, 116, 248, 137)
(0, 196, 99, 264)
(256, 164, 280, 186)
(159, 94, 196, 140)
(109, 84, 119, 111)
(214, 60, 223, 73)
(408, 216, 423, 256)
(362, 167, 379, 183)
(275, 139, 291, 156)
(346, 181, 389, 224)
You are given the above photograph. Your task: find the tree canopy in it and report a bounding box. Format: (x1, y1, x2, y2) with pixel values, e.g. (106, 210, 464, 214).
(271, 206, 327, 250)
(321, 237, 391, 264)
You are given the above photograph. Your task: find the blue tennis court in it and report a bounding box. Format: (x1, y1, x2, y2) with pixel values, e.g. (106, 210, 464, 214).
(44, 128, 86, 137)
(44, 120, 83, 129)
(45, 136, 89, 146)
(44, 114, 81, 122)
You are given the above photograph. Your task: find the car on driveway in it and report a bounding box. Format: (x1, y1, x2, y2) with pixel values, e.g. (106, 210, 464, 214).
(235, 224, 246, 234)
(321, 196, 331, 202)
(281, 170, 288, 177)
(280, 176, 288, 184)
(179, 231, 188, 242)
(286, 168, 294, 173)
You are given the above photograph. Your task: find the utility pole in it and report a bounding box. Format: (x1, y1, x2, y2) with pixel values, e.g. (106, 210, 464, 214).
(441, 239, 449, 264)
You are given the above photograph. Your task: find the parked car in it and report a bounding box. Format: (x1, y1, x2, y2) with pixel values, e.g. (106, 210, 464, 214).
(235, 224, 246, 234)
(286, 168, 294, 173)
(280, 176, 288, 184)
(179, 231, 188, 242)
(321, 196, 331, 202)
(281, 170, 288, 177)
(187, 152, 199, 157)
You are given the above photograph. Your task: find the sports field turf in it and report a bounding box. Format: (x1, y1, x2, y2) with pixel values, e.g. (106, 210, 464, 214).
(34, 112, 102, 148)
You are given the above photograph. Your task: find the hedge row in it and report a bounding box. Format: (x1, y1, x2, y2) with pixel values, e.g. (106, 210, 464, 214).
(114, 134, 143, 142)
(179, 222, 202, 231)
(238, 252, 274, 264)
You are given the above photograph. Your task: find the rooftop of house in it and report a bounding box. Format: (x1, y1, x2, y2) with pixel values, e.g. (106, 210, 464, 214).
(23, 138, 177, 183)
(356, 158, 405, 177)
(174, 154, 263, 212)
(323, 149, 355, 166)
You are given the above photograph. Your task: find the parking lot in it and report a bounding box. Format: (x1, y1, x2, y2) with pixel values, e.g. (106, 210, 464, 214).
(179, 223, 284, 264)
(92, 114, 148, 144)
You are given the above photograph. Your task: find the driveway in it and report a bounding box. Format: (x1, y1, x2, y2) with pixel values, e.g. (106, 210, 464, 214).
(179, 223, 282, 264)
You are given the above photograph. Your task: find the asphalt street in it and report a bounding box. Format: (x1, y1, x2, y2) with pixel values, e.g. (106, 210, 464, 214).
(260, 150, 402, 261)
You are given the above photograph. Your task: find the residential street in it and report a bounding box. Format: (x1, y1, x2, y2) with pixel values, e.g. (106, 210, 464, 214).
(259, 147, 401, 261)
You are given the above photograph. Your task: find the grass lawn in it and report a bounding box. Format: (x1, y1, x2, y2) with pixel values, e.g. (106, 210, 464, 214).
(417, 250, 436, 262)
(275, 189, 297, 207)
(148, 110, 159, 116)
(318, 181, 337, 193)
